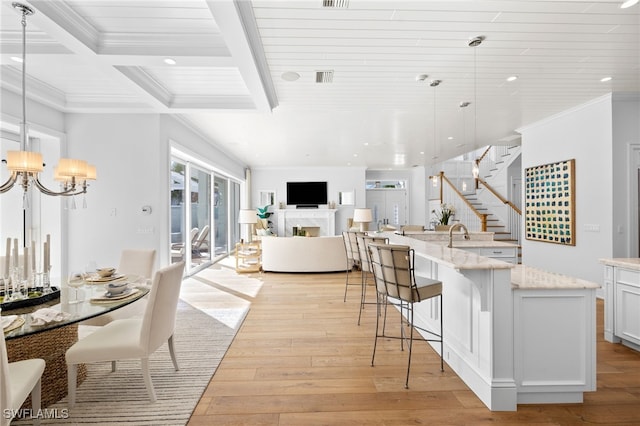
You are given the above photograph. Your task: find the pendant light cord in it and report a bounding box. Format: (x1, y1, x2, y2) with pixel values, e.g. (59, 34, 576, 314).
(20, 8, 28, 151)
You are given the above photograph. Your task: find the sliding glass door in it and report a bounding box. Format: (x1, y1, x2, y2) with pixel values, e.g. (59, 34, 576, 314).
(169, 154, 241, 274)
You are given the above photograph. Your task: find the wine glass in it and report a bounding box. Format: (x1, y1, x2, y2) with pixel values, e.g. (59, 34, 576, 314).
(84, 260, 98, 281)
(67, 270, 85, 304)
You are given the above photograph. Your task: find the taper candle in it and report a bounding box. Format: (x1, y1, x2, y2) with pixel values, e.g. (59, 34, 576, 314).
(44, 242, 48, 274)
(24, 246, 28, 278)
(12, 238, 18, 269)
(45, 234, 51, 273)
(31, 240, 36, 271)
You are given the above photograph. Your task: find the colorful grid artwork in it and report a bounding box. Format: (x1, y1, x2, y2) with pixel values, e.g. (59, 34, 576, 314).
(524, 159, 575, 246)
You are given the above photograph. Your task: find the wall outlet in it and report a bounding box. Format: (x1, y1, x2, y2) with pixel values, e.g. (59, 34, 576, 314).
(584, 224, 600, 232)
(136, 227, 154, 234)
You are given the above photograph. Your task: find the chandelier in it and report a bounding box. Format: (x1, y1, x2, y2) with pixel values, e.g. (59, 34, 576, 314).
(0, 2, 96, 203)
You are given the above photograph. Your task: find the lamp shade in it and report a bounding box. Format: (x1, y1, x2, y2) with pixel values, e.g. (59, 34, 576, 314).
(238, 209, 257, 224)
(353, 208, 373, 223)
(6, 150, 43, 173)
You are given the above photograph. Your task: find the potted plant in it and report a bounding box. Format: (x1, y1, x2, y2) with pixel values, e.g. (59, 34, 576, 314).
(256, 205, 273, 234)
(432, 203, 455, 230)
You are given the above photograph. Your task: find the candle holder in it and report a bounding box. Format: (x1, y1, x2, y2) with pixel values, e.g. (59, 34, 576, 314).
(42, 270, 51, 294)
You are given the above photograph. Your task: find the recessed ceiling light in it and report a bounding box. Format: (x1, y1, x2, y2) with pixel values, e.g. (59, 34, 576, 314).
(415, 74, 429, 81)
(447, 136, 454, 140)
(164, 58, 176, 65)
(10, 56, 22, 63)
(363, 142, 369, 146)
(506, 75, 518, 82)
(347, 162, 351, 166)
(620, 0, 639, 9)
(353, 154, 358, 157)
(600, 76, 613, 82)
(420, 151, 424, 155)
(281, 71, 300, 82)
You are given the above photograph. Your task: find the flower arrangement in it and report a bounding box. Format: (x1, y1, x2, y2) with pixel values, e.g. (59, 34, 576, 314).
(432, 203, 455, 225)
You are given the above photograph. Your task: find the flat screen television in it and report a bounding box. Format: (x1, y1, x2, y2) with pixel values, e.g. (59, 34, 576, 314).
(286, 181, 328, 207)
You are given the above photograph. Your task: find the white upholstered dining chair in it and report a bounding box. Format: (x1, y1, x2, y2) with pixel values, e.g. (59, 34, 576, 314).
(1, 329, 46, 426)
(80, 248, 156, 327)
(66, 261, 185, 406)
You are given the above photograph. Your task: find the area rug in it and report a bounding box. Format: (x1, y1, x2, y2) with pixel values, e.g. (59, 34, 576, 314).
(14, 300, 242, 425)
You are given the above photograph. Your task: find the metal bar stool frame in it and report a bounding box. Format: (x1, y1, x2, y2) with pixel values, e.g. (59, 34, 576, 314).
(368, 242, 444, 389)
(355, 234, 389, 325)
(342, 231, 364, 302)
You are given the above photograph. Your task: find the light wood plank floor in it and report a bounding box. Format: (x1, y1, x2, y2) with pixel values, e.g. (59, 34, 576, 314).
(187, 269, 640, 425)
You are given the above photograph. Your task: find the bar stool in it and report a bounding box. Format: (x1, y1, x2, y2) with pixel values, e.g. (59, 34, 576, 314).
(342, 231, 364, 302)
(368, 242, 444, 389)
(355, 234, 388, 325)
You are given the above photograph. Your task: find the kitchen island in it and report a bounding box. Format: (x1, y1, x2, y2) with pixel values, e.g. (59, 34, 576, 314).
(382, 233, 598, 411)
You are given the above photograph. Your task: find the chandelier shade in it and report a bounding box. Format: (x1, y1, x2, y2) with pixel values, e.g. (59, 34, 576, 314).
(6, 151, 43, 173)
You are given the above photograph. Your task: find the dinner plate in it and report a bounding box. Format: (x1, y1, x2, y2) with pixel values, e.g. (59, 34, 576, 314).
(102, 288, 133, 299)
(85, 273, 126, 283)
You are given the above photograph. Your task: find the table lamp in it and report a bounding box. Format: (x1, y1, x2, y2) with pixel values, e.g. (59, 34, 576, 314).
(353, 208, 373, 232)
(238, 209, 258, 242)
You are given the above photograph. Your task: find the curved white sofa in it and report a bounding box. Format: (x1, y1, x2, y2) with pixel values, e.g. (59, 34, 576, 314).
(261, 236, 347, 273)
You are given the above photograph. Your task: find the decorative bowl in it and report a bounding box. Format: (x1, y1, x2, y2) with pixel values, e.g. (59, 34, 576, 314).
(105, 281, 128, 295)
(96, 267, 116, 277)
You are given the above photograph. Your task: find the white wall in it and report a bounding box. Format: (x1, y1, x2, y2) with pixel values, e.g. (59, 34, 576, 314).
(65, 114, 163, 275)
(250, 166, 366, 234)
(519, 95, 614, 286)
(64, 114, 247, 276)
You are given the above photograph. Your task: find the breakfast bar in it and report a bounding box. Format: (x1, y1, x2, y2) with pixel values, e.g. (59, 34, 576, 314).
(383, 233, 598, 411)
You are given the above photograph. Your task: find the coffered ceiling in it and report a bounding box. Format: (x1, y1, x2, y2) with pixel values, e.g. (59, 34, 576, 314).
(1, 0, 639, 169)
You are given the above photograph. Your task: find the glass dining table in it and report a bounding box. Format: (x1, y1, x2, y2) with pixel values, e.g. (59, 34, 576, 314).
(2, 280, 149, 408)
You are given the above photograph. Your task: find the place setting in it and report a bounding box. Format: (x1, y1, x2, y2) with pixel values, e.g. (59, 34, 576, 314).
(88, 269, 142, 304)
(84, 267, 127, 284)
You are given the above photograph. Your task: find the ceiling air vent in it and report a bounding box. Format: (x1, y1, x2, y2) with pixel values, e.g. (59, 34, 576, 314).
(323, 0, 349, 8)
(315, 70, 334, 83)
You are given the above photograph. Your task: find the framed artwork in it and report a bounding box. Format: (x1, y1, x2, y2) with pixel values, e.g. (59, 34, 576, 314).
(524, 159, 575, 246)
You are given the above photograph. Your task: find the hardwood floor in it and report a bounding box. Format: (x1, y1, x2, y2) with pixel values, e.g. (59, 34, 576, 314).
(187, 269, 640, 425)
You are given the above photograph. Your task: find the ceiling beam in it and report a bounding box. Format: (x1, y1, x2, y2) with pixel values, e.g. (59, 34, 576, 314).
(206, 0, 278, 113)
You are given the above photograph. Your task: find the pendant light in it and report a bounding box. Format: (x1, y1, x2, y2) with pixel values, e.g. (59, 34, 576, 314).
(468, 36, 484, 186)
(0, 2, 96, 207)
(430, 79, 442, 160)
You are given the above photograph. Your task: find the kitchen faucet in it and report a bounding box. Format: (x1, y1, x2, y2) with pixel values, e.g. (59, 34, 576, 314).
(448, 223, 470, 248)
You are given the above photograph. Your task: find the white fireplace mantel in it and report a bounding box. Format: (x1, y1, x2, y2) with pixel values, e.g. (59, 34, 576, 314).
(276, 209, 337, 237)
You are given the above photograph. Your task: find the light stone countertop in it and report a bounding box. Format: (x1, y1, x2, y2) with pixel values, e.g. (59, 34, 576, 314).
(511, 265, 600, 290)
(599, 258, 640, 271)
(384, 233, 515, 271)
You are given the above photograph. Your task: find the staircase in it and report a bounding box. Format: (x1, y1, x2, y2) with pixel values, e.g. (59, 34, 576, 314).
(463, 194, 511, 241)
(437, 145, 522, 262)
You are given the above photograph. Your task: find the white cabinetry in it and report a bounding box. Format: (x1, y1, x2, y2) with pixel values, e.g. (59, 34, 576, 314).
(463, 246, 518, 264)
(614, 268, 640, 348)
(601, 261, 640, 351)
